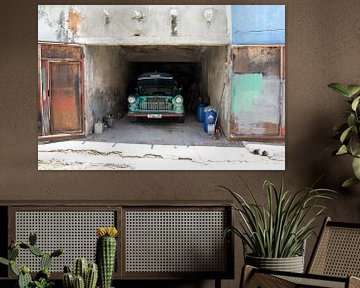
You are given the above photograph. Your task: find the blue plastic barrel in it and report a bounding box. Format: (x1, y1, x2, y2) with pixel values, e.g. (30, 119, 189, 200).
(203, 106, 217, 134)
(197, 104, 206, 123)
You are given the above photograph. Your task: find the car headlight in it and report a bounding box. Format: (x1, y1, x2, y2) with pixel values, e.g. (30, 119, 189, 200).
(175, 96, 183, 104)
(128, 96, 136, 104)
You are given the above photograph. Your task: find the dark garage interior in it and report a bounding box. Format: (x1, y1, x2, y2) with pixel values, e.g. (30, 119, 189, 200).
(126, 61, 203, 114)
(83, 45, 228, 136)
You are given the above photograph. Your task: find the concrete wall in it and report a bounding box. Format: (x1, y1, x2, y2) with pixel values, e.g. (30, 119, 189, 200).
(202, 46, 231, 135)
(84, 45, 126, 134)
(38, 5, 230, 45)
(231, 5, 285, 44)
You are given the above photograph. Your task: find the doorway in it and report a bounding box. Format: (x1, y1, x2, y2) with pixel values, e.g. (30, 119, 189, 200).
(38, 43, 84, 138)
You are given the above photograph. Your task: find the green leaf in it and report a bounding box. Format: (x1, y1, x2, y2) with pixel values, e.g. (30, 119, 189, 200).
(40, 254, 51, 270)
(29, 246, 44, 257)
(333, 122, 348, 132)
(342, 177, 360, 188)
(10, 261, 20, 276)
(351, 96, 360, 111)
(328, 83, 351, 97)
(347, 85, 360, 97)
(340, 126, 353, 143)
(19, 243, 29, 249)
(348, 135, 360, 157)
(347, 114, 356, 128)
(8, 247, 19, 261)
(352, 157, 360, 179)
(0, 257, 9, 266)
(221, 178, 335, 258)
(336, 145, 348, 155)
(29, 232, 37, 246)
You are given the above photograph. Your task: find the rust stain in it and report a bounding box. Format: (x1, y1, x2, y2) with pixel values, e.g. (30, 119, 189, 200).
(255, 122, 279, 136)
(232, 46, 281, 76)
(230, 115, 280, 137)
(68, 8, 82, 35)
(41, 44, 82, 60)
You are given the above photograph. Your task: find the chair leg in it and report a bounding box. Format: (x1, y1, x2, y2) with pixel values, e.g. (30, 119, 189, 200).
(240, 265, 296, 288)
(349, 276, 360, 288)
(240, 265, 255, 288)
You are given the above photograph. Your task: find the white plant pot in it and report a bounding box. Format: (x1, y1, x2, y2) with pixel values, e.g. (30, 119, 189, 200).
(245, 254, 305, 273)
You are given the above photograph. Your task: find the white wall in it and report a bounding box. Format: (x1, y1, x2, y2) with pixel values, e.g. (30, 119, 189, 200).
(38, 5, 230, 45)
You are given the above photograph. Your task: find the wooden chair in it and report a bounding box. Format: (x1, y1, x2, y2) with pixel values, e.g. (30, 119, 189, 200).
(241, 217, 360, 288)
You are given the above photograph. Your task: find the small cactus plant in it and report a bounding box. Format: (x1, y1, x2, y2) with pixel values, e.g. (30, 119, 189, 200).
(62, 259, 98, 288)
(96, 227, 118, 288)
(0, 232, 63, 288)
(73, 275, 85, 288)
(74, 258, 88, 280)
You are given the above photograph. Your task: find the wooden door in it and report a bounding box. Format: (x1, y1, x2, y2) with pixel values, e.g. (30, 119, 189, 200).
(49, 61, 82, 133)
(39, 60, 50, 135)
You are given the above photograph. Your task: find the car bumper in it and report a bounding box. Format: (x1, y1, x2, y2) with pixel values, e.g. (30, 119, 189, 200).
(128, 113, 184, 118)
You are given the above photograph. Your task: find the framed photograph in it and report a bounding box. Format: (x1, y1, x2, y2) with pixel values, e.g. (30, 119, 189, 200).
(37, 5, 285, 170)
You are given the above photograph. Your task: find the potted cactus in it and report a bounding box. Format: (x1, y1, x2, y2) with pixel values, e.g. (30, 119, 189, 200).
(0, 232, 64, 288)
(62, 258, 98, 288)
(96, 227, 118, 288)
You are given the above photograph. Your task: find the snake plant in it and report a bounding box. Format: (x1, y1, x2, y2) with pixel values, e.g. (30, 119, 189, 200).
(328, 83, 360, 187)
(221, 178, 335, 258)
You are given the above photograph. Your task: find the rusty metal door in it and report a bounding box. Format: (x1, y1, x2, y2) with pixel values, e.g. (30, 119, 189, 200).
(230, 46, 284, 138)
(49, 61, 82, 133)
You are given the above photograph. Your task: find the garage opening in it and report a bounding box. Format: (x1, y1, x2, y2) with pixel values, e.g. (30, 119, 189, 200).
(83, 45, 229, 144)
(126, 61, 202, 116)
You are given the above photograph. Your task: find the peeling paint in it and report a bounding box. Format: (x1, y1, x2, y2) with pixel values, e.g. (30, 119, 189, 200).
(55, 10, 68, 42)
(231, 73, 262, 113)
(230, 46, 283, 137)
(68, 6, 82, 42)
(38, 5, 230, 45)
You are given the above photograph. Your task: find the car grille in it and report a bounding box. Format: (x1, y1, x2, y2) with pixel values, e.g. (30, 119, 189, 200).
(139, 98, 173, 111)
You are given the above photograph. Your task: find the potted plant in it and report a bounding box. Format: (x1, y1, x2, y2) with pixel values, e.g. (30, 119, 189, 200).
(62, 258, 98, 288)
(96, 227, 118, 288)
(328, 83, 360, 187)
(0, 232, 64, 288)
(221, 178, 335, 273)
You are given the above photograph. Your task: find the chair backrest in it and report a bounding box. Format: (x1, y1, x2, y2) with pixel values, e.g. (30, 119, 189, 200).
(307, 217, 360, 278)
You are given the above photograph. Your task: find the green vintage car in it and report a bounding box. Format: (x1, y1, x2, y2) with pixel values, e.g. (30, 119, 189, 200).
(127, 72, 185, 123)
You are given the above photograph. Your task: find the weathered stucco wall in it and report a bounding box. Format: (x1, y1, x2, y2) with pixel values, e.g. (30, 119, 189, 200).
(230, 46, 284, 138)
(84, 45, 126, 134)
(38, 5, 230, 45)
(202, 46, 230, 136)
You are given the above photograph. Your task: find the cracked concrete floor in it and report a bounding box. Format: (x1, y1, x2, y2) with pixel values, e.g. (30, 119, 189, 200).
(38, 115, 285, 170)
(85, 115, 244, 147)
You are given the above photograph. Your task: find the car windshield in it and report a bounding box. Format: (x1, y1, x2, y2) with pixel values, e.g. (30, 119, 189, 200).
(138, 78, 175, 96)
